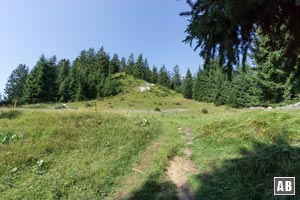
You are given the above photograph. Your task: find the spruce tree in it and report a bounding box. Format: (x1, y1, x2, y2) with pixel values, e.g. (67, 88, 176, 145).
(143, 58, 152, 82)
(40, 55, 58, 102)
(254, 33, 288, 104)
(171, 65, 182, 92)
(182, 69, 193, 99)
(193, 67, 209, 102)
(22, 55, 58, 103)
(207, 60, 228, 105)
(22, 57, 44, 103)
(158, 65, 171, 88)
(181, 0, 300, 73)
(109, 54, 120, 74)
(228, 67, 260, 107)
(134, 54, 144, 79)
(151, 66, 159, 84)
(120, 57, 127, 72)
(57, 59, 71, 102)
(5, 64, 29, 103)
(125, 53, 135, 75)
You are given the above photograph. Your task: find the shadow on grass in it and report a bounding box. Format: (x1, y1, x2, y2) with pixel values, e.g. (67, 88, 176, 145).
(195, 139, 300, 200)
(0, 110, 22, 119)
(128, 173, 178, 200)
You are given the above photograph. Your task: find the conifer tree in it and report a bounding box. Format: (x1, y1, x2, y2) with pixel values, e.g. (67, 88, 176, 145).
(143, 58, 152, 82)
(125, 53, 135, 75)
(5, 64, 29, 103)
(120, 57, 127, 72)
(109, 54, 120, 74)
(158, 65, 171, 88)
(193, 67, 209, 102)
(181, 0, 300, 74)
(57, 59, 71, 102)
(254, 34, 289, 103)
(134, 54, 144, 79)
(171, 65, 182, 92)
(182, 68, 193, 99)
(22, 56, 44, 103)
(228, 67, 260, 107)
(40, 55, 58, 102)
(151, 66, 159, 84)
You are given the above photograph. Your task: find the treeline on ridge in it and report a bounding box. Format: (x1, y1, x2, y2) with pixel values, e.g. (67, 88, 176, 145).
(4, 34, 300, 108)
(3, 47, 183, 104)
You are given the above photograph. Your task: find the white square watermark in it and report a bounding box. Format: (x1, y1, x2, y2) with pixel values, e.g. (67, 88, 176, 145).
(274, 177, 295, 195)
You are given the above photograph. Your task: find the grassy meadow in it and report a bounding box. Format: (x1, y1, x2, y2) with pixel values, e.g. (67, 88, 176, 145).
(1, 75, 300, 199)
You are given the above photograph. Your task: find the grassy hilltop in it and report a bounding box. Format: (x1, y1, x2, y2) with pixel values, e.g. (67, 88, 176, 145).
(1, 74, 300, 199)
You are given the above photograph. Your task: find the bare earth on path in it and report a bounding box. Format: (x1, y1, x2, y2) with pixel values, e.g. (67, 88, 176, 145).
(167, 128, 198, 200)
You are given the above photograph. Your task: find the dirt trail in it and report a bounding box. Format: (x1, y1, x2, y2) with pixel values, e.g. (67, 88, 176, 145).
(166, 128, 197, 200)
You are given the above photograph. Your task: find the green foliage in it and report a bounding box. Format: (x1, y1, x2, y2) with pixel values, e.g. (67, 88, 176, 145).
(0, 110, 22, 119)
(171, 65, 182, 92)
(154, 107, 161, 112)
(0, 132, 23, 144)
(4, 64, 28, 103)
(193, 68, 210, 102)
(158, 65, 171, 88)
(201, 108, 208, 114)
(181, 0, 300, 74)
(254, 32, 299, 104)
(22, 55, 58, 103)
(57, 59, 71, 102)
(151, 66, 159, 84)
(109, 54, 121, 74)
(227, 67, 260, 108)
(182, 68, 193, 99)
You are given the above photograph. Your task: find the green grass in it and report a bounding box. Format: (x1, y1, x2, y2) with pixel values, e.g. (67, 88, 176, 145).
(188, 110, 300, 199)
(3, 74, 300, 199)
(0, 110, 165, 199)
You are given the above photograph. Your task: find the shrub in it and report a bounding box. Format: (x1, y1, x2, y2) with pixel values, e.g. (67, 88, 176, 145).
(201, 108, 208, 114)
(154, 107, 161, 112)
(85, 102, 93, 107)
(0, 110, 22, 119)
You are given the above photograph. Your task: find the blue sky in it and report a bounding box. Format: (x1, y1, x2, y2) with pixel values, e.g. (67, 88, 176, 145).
(0, 0, 202, 94)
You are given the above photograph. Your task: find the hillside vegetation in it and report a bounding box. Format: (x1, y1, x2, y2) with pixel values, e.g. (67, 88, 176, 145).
(1, 75, 300, 199)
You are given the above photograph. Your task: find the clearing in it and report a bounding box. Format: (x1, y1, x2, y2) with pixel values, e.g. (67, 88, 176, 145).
(1, 75, 300, 199)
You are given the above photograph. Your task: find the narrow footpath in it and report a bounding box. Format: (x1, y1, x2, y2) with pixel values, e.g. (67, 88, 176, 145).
(167, 128, 198, 200)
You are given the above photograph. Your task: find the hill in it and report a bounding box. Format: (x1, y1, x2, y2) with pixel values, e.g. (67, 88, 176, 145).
(1, 75, 300, 199)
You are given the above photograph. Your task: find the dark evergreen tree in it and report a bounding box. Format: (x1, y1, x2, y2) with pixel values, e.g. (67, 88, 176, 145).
(171, 65, 182, 92)
(125, 53, 135, 75)
(109, 54, 120, 74)
(151, 66, 159, 84)
(22, 55, 58, 103)
(158, 65, 171, 88)
(96, 47, 110, 78)
(22, 57, 44, 103)
(57, 59, 71, 102)
(193, 67, 209, 102)
(254, 33, 289, 104)
(143, 58, 152, 82)
(182, 69, 193, 99)
(5, 64, 29, 103)
(228, 67, 260, 107)
(207, 60, 228, 105)
(181, 0, 300, 74)
(120, 57, 127, 72)
(134, 54, 145, 79)
(40, 55, 58, 102)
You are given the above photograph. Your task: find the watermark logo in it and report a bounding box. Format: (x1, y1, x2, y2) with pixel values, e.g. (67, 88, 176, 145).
(274, 177, 295, 195)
